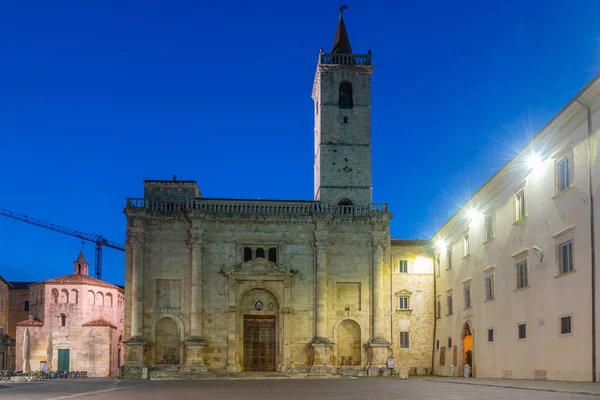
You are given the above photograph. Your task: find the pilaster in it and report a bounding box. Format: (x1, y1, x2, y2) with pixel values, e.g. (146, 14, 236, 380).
(127, 232, 145, 339)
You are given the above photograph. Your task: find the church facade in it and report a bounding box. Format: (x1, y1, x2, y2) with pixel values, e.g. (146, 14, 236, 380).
(121, 12, 434, 378)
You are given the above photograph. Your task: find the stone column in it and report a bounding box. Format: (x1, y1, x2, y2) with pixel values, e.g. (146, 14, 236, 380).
(130, 234, 144, 338)
(122, 232, 148, 377)
(226, 305, 239, 372)
(372, 243, 384, 338)
(367, 237, 391, 369)
(310, 231, 335, 373)
(183, 228, 208, 373)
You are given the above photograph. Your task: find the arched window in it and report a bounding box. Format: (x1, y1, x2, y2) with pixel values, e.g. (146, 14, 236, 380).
(60, 289, 69, 304)
(51, 289, 59, 304)
(256, 248, 265, 259)
(338, 198, 354, 206)
(339, 81, 353, 109)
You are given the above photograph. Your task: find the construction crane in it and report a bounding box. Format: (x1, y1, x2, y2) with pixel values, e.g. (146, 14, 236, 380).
(0, 208, 124, 280)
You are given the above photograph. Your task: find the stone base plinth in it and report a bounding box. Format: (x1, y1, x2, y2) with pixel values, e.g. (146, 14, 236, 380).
(184, 336, 208, 371)
(367, 337, 391, 368)
(121, 336, 149, 379)
(309, 337, 335, 373)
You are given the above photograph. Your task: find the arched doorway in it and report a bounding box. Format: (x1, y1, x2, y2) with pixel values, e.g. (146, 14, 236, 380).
(155, 317, 180, 365)
(239, 288, 279, 371)
(462, 321, 473, 377)
(337, 320, 361, 366)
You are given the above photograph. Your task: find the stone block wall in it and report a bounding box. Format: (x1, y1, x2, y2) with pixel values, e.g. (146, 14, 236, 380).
(0, 279, 8, 335)
(388, 242, 434, 373)
(143, 180, 200, 203)
(8, 288, 29, 338)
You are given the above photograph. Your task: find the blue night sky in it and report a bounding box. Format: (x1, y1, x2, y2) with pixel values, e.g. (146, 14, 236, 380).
(1, 0, 599, 286)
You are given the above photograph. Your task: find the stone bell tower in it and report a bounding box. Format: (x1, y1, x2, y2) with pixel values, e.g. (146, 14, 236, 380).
(313, 6, 374, 206)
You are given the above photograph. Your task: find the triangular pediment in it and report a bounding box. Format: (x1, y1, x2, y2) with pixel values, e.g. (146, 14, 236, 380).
(222, 257, 296, 277)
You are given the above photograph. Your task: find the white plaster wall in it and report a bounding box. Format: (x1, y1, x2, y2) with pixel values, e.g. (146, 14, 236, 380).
(433, 80, 600, 381)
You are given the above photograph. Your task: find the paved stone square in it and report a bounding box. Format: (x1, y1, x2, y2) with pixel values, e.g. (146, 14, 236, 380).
(2, 378, 600, 400)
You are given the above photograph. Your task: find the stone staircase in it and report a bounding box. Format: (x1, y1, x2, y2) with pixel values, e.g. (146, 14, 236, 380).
(147, 366, 358, 380)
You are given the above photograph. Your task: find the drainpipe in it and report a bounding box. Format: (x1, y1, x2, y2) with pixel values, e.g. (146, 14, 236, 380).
(431, 250, 437, 375)
(577, 97, 596, 382)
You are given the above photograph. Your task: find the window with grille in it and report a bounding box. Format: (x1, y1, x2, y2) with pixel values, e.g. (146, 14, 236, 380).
(556, 155, 570, 193)
(484, 213, 495, 241)
(398, 296, 409, 310)
(559, 240, 574, 274)
(515, 188, 526, 221)
(464, 286, 471, 309)
(517, 260, 528, 289)
(561, 316, 572, 335)
(485, 274, 495, 300)
(399, 260, 408, 273)
(400, 332, 410, 348)
(488, 328, 494, 342)
(518, 323, 526, 339)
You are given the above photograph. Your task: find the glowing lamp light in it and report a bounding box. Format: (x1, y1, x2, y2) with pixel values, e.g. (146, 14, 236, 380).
(466, 208, 482, 221)
(435, 239, 447, 250)
(527, 153, 543, 170)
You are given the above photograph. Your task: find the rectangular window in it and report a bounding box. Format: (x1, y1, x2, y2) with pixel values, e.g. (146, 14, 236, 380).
(448, 337, 452, 348)
(268, 247, 277, 263)
(399, 296, 409, 310)
(436, 299, 441, 319)
(559, 240, 574, 274)
(24, 301, 30, 312)
(484, 213, 495, 241)
(447, 248, 452, 269)
(485, 274, 495, 301)
(436, 340, 439, 350)
(518, 323, 527, 339)
(463, 232, 470, 256)
(399, 260, 408, 273)
(243, 247, 252, 262)
(488, 328, 494, 342)
(447, 294, 453, 315)
(400, 332, 410, 348)
(517, 260, 528, 289)
(556, 155, 570, 193)
(515, 188, 526, 221)
(561, 316, 572, 335)
(464, 286, 471, 309)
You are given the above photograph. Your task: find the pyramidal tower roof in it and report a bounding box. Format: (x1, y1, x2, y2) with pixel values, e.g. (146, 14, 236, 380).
(331, 5, 352, 54)
(77, 250, 87, 262)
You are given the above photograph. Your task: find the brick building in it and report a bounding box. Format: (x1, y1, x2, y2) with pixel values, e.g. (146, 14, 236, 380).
(14, 252, 124, 376)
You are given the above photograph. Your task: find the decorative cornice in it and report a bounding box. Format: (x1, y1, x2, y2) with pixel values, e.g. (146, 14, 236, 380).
(367, 337, 391, 347)
(185, 336, 208, 346)
(311, 337, 335, 346)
